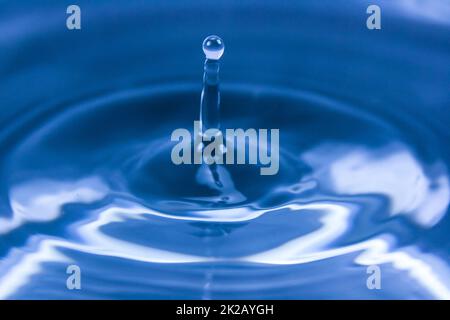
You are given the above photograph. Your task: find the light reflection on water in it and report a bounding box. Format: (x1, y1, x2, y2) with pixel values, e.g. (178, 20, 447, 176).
(0, 0, 449, 299)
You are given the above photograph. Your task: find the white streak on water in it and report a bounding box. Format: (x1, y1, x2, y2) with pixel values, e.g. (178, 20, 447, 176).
(1, 177, 448, 299)
(303, 143, 450, 227)
(0, 177, 108, 235)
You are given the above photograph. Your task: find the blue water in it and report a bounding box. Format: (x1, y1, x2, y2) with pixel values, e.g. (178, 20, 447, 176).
(0, 0, 449, 299)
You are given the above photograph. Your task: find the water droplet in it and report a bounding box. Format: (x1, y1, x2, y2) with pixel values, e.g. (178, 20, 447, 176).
(202, 35, 224, 60)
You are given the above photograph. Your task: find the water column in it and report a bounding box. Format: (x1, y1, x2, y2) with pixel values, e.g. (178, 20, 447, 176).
(200, 35, 224, 134)
(198, 35, 226, 188)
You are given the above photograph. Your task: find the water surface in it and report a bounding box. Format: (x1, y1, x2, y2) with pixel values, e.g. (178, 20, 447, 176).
(0, 0, 449, 299)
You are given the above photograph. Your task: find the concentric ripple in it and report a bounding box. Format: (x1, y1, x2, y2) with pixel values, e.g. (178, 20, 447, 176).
(0, 83, 449, 299)
(0, 0, 449, 299)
